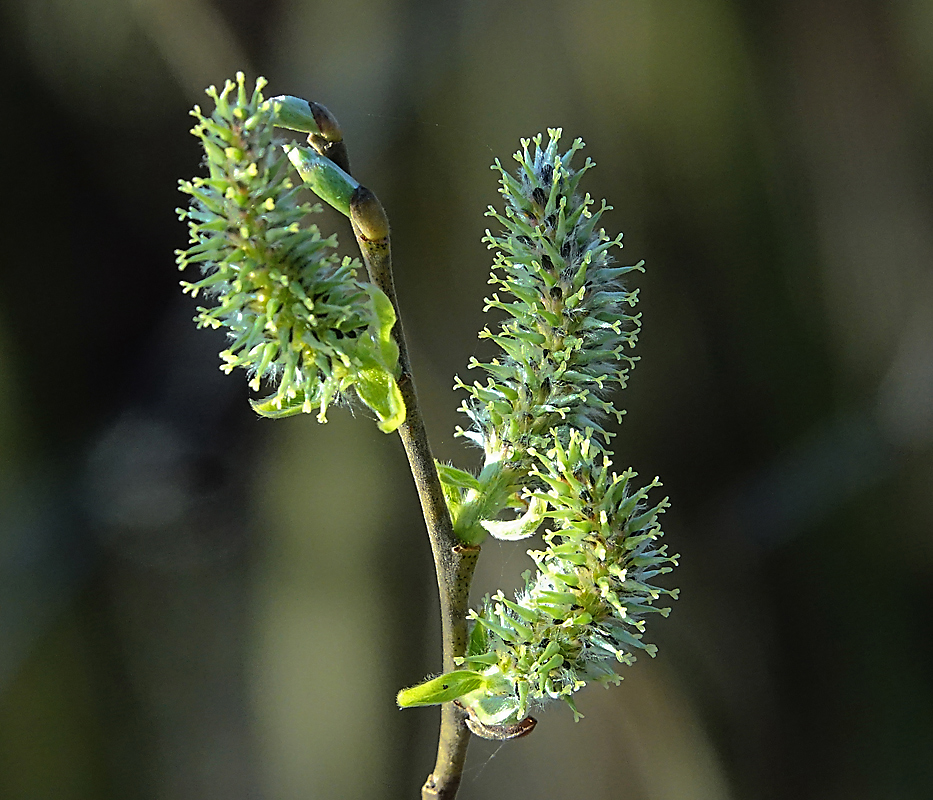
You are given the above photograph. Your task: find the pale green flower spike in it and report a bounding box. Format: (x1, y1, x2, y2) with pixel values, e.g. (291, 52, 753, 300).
(437, 130, 646, 547)
(176, 74, 404, 433)
(399, 130, 677, 727)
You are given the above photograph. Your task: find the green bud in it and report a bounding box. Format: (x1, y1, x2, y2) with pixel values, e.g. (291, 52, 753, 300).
(264, 95, 323, 134)
(286, 144, 359, 217)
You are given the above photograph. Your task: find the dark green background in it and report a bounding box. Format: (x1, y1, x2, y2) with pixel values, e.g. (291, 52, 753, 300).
(1, 0, 932, 797)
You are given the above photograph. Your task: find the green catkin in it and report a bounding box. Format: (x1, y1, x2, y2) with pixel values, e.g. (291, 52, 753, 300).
(407, 130, 678, 728)
(457, 429, 678, 725)
(176, 73, 404, 432)
(442, 130, 646, 545)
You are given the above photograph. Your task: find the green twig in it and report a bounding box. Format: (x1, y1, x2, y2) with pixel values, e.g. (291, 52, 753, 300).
(349, 188, 478, 800)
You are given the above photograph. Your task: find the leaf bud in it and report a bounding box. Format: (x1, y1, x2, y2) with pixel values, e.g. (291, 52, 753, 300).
(264, 95, 323, 134)
(285, 144, 359, 217)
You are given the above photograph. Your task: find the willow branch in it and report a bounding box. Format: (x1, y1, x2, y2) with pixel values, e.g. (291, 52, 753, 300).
(349, 188, 477, 800)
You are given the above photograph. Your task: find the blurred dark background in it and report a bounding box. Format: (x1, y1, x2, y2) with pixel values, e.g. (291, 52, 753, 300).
(1, 0, 932, 798)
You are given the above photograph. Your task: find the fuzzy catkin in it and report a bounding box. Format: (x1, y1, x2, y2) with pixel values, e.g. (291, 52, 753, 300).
(176, 74, 403, 431)
(442, 131, 647, 545)
(460, 430, 676, 725)
(464, 133, 640, 460)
